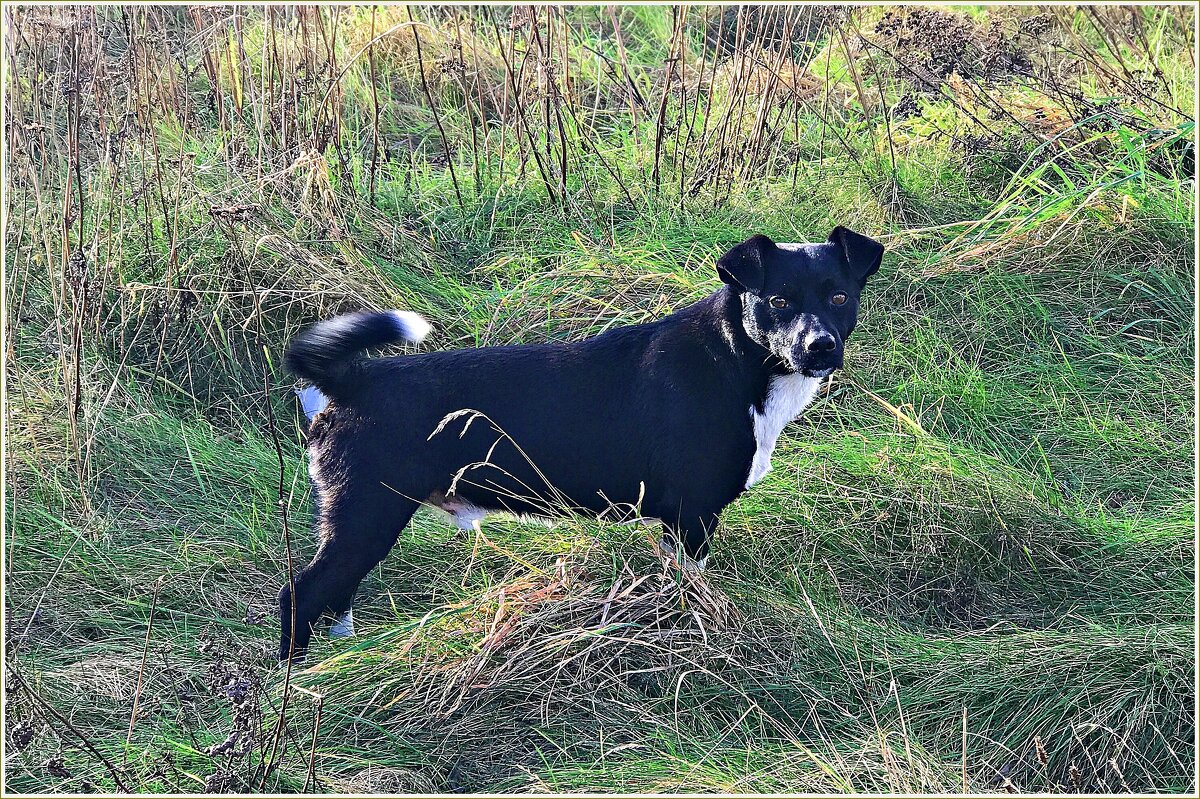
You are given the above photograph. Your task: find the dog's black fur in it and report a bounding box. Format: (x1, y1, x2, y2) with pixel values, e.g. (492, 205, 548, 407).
(279, 228, 883, 660)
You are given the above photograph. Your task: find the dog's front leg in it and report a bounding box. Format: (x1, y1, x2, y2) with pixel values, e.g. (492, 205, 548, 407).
(661, 512, 717, 572)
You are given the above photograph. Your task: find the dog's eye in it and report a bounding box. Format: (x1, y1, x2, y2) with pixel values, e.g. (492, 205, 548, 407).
(769, 296, 789, 309)
(831, 293, 848, 306)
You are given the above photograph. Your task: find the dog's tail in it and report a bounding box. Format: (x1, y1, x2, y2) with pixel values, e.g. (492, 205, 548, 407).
(285, 310, 431, 401)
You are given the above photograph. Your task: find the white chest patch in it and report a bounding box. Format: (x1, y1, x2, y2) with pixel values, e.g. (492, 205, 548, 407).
(746, 373, 821, 488)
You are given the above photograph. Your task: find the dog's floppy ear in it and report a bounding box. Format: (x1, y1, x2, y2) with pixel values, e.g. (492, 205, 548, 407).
(828, 226, 884, 287)
(717, 234, 775, 293)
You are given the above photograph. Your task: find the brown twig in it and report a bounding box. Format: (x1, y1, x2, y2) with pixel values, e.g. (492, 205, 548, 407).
(408, 4, 464, 209)
(367, 7, 381, 205)
(123, 576, 164, 762)
(301, 696, 325, 792)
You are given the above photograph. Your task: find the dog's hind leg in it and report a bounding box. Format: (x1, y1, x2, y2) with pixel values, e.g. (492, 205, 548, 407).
(279, 488, 417, 661)
(294, 385, 359, 639)
(308, 479, 355, 640)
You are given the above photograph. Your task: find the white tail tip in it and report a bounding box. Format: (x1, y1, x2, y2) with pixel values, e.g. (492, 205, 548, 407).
(389, 310, 431, 344)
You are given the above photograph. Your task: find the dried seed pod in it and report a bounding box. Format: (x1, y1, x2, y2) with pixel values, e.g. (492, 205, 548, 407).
(44, 756, 71, 779)
(9, 719, 38, 751)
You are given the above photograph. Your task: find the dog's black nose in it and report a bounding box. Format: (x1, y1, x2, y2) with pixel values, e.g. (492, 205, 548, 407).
(806, 333, 836, 353)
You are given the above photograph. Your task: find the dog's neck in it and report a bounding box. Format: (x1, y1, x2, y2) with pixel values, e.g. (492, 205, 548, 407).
(696, 289, 822, 487)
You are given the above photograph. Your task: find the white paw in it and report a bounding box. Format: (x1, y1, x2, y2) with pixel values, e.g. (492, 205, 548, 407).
(330, 608, 355, 638)
(658, 538, 707, 572)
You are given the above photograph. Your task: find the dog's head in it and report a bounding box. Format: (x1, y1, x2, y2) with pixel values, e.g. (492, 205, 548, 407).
(717, 227, 883, 378)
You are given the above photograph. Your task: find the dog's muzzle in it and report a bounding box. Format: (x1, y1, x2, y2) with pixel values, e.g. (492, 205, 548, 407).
(802, 366, 836, 378)
(793, 328, 842, 378)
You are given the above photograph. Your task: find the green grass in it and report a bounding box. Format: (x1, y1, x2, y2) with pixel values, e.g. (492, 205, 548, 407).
(3, 4, 1195, 794)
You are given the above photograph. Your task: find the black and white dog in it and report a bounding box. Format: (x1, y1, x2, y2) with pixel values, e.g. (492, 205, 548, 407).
(279, 228, 883, 659)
